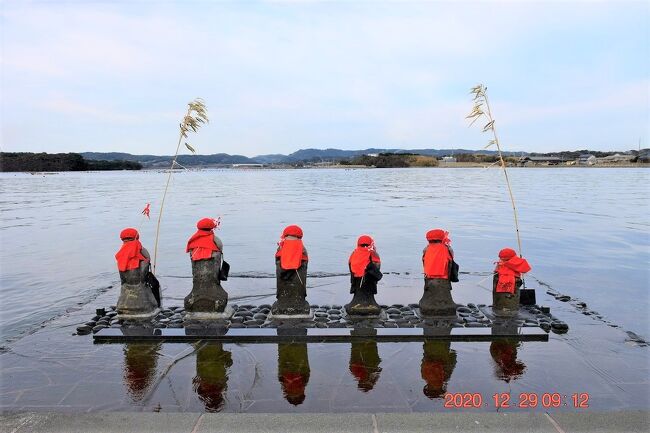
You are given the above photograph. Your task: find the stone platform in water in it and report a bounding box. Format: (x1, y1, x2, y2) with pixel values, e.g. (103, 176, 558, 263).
(79, 302, 567, 342)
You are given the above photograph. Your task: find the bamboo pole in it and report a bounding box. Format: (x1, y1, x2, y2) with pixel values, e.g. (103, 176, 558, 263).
(152, 99, 208, 273)
(467, 85, 523, 256)
(151, 107, 190, 273)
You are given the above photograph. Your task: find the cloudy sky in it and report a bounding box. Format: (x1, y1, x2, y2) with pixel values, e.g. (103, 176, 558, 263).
(1, 1, 648, 156)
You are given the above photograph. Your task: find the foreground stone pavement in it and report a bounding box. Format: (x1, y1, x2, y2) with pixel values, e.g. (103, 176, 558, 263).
(1, 411, 648, 433)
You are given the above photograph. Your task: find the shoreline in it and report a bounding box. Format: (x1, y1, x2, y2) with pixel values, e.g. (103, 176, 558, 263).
(2, 163, 648, 174)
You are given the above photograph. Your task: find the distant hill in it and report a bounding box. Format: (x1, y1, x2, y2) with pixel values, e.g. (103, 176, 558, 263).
(81, 148, 519, 167)
(81, 152, 256, 168)
(283, 147, 518, 162)
(252, 153, 297, 164)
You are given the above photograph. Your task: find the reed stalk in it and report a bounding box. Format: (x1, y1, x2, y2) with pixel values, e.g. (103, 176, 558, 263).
(467, 84, 523, 256)
(152, 98, 208, 273)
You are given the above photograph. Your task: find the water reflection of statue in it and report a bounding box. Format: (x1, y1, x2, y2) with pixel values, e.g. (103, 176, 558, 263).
(192, 342, 233, 412)
(123, 342, 161, 401)
(277, 342, 310, 405)
(349, 337, 382, 392)
(490, 339, 526, 382)
(420, 337, 457, 399)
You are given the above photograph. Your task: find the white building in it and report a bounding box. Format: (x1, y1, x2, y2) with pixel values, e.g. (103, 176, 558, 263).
(577, 154, 596, 165)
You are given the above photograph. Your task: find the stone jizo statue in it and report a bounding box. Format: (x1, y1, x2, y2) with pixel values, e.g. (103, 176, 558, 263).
(492, 248, 531, 316)
(418, 229, 458, 317)
(184, 218, 229, 317)
(115, 228, 160, 318)
(345, 235, 382, 316)
(272, 225, 310, 316)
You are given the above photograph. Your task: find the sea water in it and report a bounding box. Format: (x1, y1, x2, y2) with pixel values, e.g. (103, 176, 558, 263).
(1, 168, 647, 343)
(0, 167, 648, 413)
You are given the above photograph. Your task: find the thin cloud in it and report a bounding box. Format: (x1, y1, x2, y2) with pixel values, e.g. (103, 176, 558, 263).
(1, 1, 648, 155)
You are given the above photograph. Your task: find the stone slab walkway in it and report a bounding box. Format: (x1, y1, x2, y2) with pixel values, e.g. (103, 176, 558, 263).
(2, 411, 648, 433)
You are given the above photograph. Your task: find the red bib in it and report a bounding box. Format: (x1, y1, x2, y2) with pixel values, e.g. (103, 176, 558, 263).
(186, 230, 219, 261)
(423, 243, 451, 279)
(495, 256, 531, 293)
(349, 247, 380, 277)
(276, 239, 307, 270)
(115, 240, 146, 272)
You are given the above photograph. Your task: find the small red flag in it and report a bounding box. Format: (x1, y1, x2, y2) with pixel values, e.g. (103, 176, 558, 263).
(142, 203, 150, 219)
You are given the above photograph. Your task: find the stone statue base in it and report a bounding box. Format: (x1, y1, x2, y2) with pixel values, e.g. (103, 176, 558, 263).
(117, 262, 160, 319)
(418, 278, 457, 317)
(272, 262, 310, 316)
(185, 306, 234, 321)
(117, 308, 161, 321)
(345, 277, 381, 316)
(492, 275, 522, 317)
(268, 310, 314, 320)
(185, 256, 228, 314)
(344, 310, 386, 321)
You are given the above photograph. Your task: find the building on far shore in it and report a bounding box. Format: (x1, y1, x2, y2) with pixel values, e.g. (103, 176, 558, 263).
(439, 156, 457, 165)
(596, 153, 635, 164)
(518, 156, 562, 166)
(232, 163, 265, 169)
(577, 154, 596, 165)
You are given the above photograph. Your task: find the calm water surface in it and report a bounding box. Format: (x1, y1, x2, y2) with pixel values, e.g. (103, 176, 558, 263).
(1, 168, 648, 342)
(0, 168, 648, 413)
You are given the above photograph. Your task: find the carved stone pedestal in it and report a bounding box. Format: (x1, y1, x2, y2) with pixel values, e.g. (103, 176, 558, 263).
(345, 277, 381, 316)
(492, 275, 522, 317)
(418, 278, 457, 317)
(184, 255, 228, 315)
(272, 262, 310, 317)
(117, 261, 159, 319)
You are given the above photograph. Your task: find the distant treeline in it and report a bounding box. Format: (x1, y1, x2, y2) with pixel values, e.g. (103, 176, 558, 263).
(0, 153, 142, 172)
(529, 149, 637, 159)
(341, 153, 439, 168)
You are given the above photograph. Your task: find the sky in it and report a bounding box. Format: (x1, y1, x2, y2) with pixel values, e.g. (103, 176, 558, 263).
(1, 1, 648, 156)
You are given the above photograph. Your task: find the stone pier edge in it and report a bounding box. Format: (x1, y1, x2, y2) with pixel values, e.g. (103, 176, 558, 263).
(1, 410, 648, 433)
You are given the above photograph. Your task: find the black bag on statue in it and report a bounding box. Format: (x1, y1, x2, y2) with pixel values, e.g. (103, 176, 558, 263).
(365, 261, 383, 282)
(448, 260, 460, 283)
(219, 260, 230, 281)
(145, 271, 161, 307)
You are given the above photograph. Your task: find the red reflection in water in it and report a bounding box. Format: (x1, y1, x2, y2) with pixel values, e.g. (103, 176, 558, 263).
(349, 340, 382, 392)
(420, 340, 457, 399)
(123, 342, 160, 401)
(278, 343, 310, 405)
(490, 339, 526, 382)
(192, 342, 233, 412)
